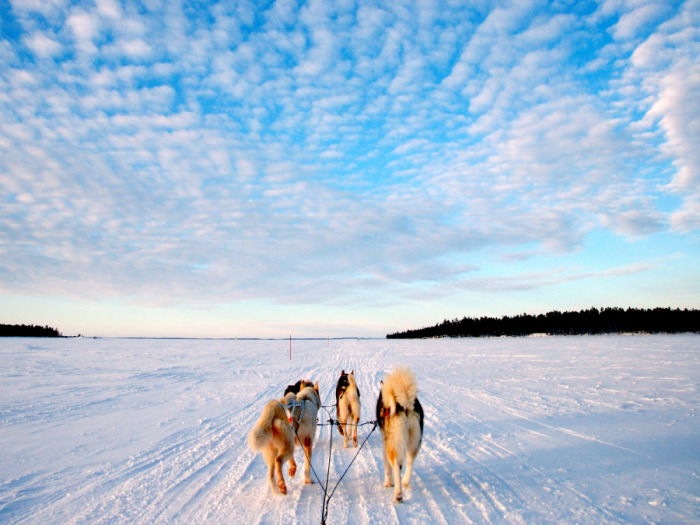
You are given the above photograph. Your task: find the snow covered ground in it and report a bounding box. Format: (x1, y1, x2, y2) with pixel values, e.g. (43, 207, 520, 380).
(1, 335, 698, 524)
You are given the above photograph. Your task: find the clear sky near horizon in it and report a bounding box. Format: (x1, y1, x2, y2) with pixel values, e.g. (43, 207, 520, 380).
(1, 0, 698, 338)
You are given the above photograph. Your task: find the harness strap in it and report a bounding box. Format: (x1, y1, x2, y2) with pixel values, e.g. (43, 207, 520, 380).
(285, 398, 306, 426)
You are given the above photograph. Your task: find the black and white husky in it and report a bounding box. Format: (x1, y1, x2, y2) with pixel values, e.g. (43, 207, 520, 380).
(375, 367, 424, 502)
(335, 369, 361, 448)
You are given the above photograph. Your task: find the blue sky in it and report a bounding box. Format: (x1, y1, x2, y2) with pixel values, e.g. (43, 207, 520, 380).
(1, 0, 698, 338)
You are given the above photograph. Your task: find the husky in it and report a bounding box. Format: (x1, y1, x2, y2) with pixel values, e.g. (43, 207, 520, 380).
(283, 381, 321, 484)
(284, 379, 311, 396)
(336, 369, 361, 448)
(375, 367, 424, 503)
(247, 399, 297, 494)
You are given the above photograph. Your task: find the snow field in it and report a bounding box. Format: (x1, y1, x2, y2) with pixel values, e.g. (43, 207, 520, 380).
(1, 335, 698, 524)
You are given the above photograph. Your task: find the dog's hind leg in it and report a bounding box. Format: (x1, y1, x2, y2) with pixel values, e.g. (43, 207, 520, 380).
(391, 457, 403, 502)
(303, 437, 315, 484)
(288, 456, 297, 479)
(382, 444, 392, 487)
(352, 415, 359, 447)
(275, 455, 288, 494)
(403, 414, 422, 489)
(281, 438, 296, 479)
(263, 448, 279, 493)
(402, 453, 415, 489)
(341, 416, 349, 448)
(339, 406, 349, 448)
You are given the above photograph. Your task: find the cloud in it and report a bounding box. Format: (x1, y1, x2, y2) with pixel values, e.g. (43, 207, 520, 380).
(671, 195, 700, 232)
(622, 1, 700, 230)
(455, 262, 658, 293)
(96, 0, 121, 19)
(0, 0, 696, 319)
(114, 38, 152, 59)
(613, 2, 667, 39)
(646, 62, 700, 191)
(66, 10, 99, 53)
(24, 32, 62, 57)
(600, 209, 664, 236)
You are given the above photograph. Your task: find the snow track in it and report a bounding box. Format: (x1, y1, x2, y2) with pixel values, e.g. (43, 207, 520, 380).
(1, 335, 698, 523)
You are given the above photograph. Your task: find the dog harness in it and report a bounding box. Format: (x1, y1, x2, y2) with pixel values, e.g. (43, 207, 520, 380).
(285, 398, 306, 427)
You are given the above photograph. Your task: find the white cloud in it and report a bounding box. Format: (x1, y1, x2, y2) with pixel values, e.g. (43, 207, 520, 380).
(66, 11, 99, 53)
(388, 55, 424, 94)
(455, 262, 658, 293)
(622, 1, 700, 230)
(9, 0, 66, 18)
(117, 38, 152, 59)
(518, 14, 576, 46)
(24, 33, 62, 58)
(0, 0, 696, 322)
(646, 62, 700, 191)
(600, 209, 664, 236)
(613, 2, 667, 40)
(110, 111, 197, 129)
(235, 157, 258, 181)
(671, 195, 700, 232)
(96, 0, 122, 19)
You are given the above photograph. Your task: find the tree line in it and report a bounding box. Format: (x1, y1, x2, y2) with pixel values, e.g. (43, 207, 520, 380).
(386, 307, 700, 339)
(0, 323, 62, 337)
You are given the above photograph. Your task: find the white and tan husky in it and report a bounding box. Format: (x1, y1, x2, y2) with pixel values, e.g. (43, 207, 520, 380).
(375, 367, 424, 503)
(335, 369, 361, 448)
(247, 399, 297, 494)
(283, 381, 321, 484)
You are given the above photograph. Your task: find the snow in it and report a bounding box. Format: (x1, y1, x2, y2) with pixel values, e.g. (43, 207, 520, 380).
(1, 335, 698, 524)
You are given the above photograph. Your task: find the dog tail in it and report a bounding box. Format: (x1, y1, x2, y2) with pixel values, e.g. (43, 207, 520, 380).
(381, 366, 418, 416)
(248, 399, 288, 451)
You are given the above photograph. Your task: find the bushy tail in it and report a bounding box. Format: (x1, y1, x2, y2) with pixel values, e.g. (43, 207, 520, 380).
(248, 400, 287, 451)
(381, 367, 418, 416)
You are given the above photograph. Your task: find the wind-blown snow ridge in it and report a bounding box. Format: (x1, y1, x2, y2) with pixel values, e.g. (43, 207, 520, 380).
(1, 335, 698, 524)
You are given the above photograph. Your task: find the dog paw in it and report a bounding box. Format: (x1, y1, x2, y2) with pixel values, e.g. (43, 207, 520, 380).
(384, 480, 393, 488)
(402, 481, 411, 489)
(343, 441, 348, 449)
(305, 478, 315, 485)
(393, 493, 403, 503)
(289, 465, 296, 478)
(353, 439, 358, 447)
(278, 481, 287, 495)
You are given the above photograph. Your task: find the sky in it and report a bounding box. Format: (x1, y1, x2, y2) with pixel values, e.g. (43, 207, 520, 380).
(0, 0, 698, 338)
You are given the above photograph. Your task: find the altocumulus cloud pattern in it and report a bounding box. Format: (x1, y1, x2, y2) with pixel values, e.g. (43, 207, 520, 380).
(0, 0, 698, 337)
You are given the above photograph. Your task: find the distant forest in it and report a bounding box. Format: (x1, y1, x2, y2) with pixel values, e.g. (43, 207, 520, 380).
(0, 324, 62, 337)
(387, 307, 700, 339)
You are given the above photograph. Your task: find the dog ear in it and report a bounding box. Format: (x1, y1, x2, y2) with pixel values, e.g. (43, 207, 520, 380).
(351, 369, 354, 375)
(341, 369, 345, 375)
(314, 381, 319, 393)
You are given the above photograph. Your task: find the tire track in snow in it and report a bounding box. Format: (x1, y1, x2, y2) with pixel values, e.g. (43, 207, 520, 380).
(33, 367, 285, 524)
(201, 342, 344, 524)
(73, 410, 249, 523)
(313, 347, 401, 525)
(423, 370, 638, 524)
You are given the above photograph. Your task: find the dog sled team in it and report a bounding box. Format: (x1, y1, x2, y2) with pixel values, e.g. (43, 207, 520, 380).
(247, 367, 424, 503)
